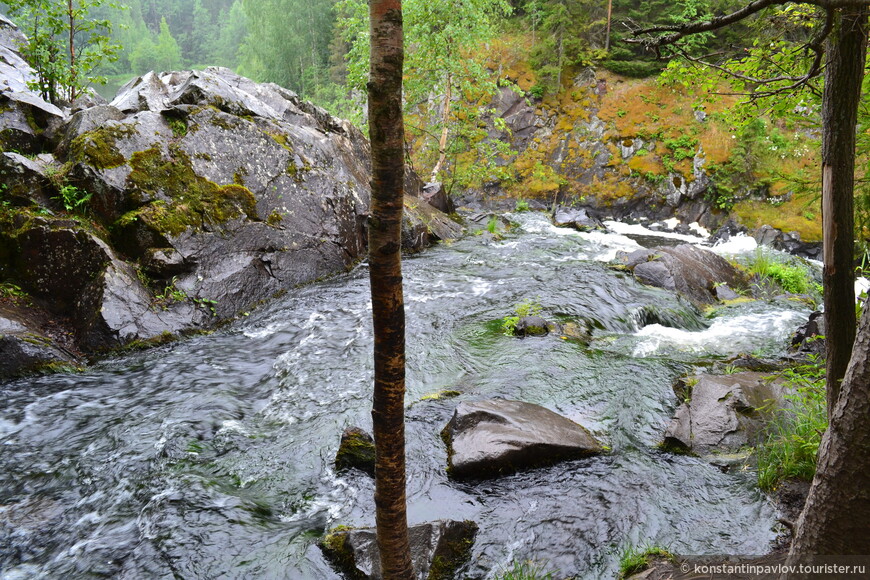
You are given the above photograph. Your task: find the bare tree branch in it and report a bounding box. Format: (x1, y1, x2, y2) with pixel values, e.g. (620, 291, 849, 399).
(627, 0, 868, 48)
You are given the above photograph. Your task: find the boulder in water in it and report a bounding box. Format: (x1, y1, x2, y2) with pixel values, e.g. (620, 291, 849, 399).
(321, 519, 478, 580)
(621, 244, 748, 306)
(335, 426, 375, 476)
(552, 205, 602, 231)
(663, 372, 785, 455)
(441, 399, 603, 479)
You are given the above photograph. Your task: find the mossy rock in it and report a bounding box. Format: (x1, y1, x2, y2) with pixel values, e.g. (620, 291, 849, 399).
(335, 426, 376, 476)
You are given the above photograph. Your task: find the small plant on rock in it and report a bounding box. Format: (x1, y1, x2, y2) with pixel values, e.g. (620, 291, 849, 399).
(57, 184, 92, 213)
(502, 299, 542, 336)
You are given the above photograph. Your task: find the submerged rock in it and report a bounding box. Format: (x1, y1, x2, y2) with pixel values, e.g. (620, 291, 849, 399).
(335, 426, 375, 476)
(662, 372, 785, 455)
(441, 399, 603, 480)
(513, 315, 550, 337)
(621, 244, 748, 306)
(321, 519, 478, 580)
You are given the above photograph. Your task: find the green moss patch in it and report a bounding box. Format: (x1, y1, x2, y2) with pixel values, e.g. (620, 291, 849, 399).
(69, 123, 137, 169)
(125, 145, 258, 236)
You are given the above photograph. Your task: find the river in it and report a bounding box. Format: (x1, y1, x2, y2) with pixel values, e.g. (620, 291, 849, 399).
(0, 213, 810, 579)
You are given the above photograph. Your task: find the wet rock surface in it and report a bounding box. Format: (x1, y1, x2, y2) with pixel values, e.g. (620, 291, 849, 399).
(335, 426, 375, 476)
(321, 519, 478, 580)
(0, 26, 455, 369)
(552, 205, 603, 231)
(618, 244, 748, 306)
(441, 399, 603, 480)
(663, 372, 786, 455)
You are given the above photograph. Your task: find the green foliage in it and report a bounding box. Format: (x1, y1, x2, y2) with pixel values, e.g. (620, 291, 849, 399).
(495, 560, 553, 580)
(486, 215, 500, 234)
(514, 198, 531, 212)
(4, 0, 122, 103)
(0, 282, 29, 300)
(154, 276, 187, 306)
(502, 299, 542, 336)
(337, 0, 513, 181)
(618, 544, 675, 578)
(744, 247, 815, 295)
(56, 184, 92, 213)
(756, 354, 827, 490)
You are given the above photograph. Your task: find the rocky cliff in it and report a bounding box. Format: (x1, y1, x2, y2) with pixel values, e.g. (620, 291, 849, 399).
(0, 17, 457, 378)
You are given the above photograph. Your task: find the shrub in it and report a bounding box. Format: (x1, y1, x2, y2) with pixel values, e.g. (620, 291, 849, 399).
(756, 354, 827, 490)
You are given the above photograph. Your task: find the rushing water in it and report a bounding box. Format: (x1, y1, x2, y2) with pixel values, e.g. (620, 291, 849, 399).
(0, 213, 810, 579)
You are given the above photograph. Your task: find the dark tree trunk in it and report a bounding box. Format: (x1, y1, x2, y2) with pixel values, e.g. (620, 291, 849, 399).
(821, 5, 867, 416)
(788, 299, 870, 559)
(367, 1, 414, 579)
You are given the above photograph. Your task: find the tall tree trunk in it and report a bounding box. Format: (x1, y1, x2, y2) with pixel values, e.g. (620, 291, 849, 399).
(605, 0, 613, 52)
(68, 0, 76, 102)
(430, 72, 452, 182)
(788, 299, 870, 559)
(367, 1, 414, 579)
(821, 5, 867, 417)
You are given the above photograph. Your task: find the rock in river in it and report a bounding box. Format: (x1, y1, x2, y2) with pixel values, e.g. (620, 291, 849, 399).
(441, 399, 603, 480)
(321, 519, 477, 580)
(663, 372, 786, 455)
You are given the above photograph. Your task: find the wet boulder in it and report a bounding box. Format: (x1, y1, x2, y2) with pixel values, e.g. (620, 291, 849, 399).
(552, 205, 602, 231)
(663, 372, 786, 455)
(513, 315, 550, 337)
(321, 519, 477, 580)
(0, 307, 76, 379)
(335, 426, 375, 476)
(441, 399, 603, 480)
(622, 244, 748, 306)
(402, 196, 463, 252)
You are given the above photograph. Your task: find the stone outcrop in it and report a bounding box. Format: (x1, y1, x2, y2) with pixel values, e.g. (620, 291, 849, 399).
(753, 225, 822, 261)
(441, 399, 603, 480)
(321, 519, 477, 580)
(617, 244, 748, 306)
(0, 19, 458, 367)
(663, 372, 786, 455)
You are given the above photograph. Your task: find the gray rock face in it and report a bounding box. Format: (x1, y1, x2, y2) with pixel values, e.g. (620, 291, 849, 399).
(441, 399, 603, 479)
(663, 372, 785, 454)
(623, 244, 748, 306)
(0, 33, 452, 362)
(402, 196, 463, 253)
(0, 152, 57, 207)
(321, 519, 477, 580)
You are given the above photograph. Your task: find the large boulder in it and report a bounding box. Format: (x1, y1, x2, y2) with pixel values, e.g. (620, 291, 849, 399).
(441, 399, 603, 480)
(552, 205, 603, 231)
(54, 67, 451, 320)
(619, 244, 748, 306)
(321, 519, 477, 580)
(663, 372, 786, 455)
(0, 307, 77, 379)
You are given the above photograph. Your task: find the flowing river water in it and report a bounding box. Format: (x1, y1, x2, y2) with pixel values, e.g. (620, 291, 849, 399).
(0, 213, 810, 579)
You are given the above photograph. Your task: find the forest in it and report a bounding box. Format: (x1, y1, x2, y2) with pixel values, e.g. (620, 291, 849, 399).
(2, 0, 870, 578)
